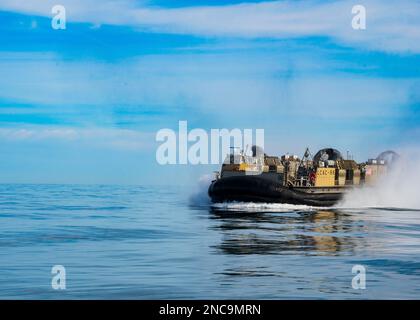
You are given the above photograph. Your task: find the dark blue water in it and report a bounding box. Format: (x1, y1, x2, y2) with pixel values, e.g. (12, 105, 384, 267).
(0, 184, 419, 299)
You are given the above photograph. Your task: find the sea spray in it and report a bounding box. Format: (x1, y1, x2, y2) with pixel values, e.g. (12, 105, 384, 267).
(189, 174, 213, 206)
(211, 201, 317, 212)
(339, 149, 420, 210)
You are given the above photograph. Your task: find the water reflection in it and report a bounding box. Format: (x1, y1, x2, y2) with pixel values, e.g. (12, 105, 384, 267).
(209, 208, 366, 256)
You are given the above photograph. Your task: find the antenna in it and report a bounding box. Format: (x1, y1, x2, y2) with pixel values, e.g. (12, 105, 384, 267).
(299, 147, 312, 167)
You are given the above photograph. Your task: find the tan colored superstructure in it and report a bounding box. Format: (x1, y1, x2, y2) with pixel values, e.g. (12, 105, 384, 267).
(219, 147, 393, 189)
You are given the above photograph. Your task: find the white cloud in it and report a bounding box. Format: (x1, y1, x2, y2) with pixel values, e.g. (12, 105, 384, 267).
(0, 52, 417, 121)
(0, 127, 155, 151)
(0, 0, 419, 53)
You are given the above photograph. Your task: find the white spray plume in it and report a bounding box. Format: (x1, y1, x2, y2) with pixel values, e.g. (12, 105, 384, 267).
(189, 173, 213, 206)
(211, 201, 316, 212)
(339, 148, 420, 210)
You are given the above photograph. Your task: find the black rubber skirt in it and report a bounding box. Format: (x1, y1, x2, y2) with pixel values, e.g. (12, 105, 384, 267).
(208, 176, 343, 207)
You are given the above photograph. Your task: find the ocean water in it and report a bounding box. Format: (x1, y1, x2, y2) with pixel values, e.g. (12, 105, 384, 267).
(0, 183, 419, 299)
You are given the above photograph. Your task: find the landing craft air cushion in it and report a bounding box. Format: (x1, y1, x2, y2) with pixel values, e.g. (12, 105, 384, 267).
(208, 146, 398, 207)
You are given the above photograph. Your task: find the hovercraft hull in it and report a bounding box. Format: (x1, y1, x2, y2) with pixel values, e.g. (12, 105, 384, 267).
(208, 176, 345, 207)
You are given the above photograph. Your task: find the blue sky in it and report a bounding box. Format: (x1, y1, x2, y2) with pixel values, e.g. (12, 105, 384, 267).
(0, 0, 419, 185)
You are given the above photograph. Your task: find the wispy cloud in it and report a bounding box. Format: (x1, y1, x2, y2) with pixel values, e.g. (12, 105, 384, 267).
(0, 52, 417, 122)
(1, 0, 419, 53)
(0, 127, 155, 151)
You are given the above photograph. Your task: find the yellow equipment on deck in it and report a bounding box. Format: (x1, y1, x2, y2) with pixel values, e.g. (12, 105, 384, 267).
(315, 168, 336, 187)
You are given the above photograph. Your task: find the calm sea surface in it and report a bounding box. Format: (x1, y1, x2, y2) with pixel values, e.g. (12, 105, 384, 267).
(0, 184, 419, 299)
